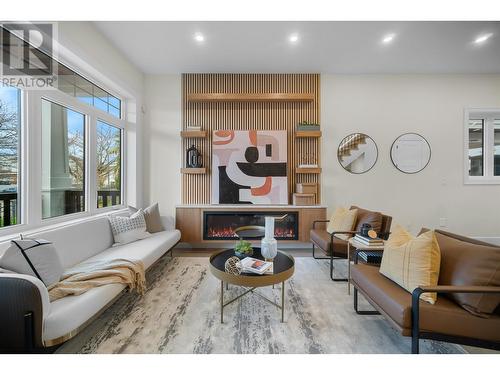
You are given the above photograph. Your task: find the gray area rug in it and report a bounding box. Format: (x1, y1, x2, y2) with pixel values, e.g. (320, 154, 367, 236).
(57, 255, 464, 354)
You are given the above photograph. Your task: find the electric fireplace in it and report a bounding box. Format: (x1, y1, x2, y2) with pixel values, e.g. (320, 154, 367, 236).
(203, 211, 299, 240)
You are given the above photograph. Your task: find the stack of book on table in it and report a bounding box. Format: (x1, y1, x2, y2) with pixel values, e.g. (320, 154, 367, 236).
(239, 257, 274, 275)
(354, 234, 384, 247)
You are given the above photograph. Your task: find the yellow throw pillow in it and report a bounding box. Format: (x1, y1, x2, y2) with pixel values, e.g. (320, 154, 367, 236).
(326, 207, 358, 240)
(379, 225, 441, 304)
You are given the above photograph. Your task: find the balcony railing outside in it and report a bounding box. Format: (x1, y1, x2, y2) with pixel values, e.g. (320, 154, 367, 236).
(0, 193, 17, 227)
(0, 190, 121, 228)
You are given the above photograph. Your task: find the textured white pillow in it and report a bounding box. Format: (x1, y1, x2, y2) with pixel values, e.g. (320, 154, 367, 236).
(0, 239, 64, 287)
(128, 203, 164, 233)
(108, 209, 151, 246)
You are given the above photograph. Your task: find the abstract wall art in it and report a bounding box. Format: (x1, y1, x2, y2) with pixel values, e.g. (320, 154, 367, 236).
(212, 130, 288, 204)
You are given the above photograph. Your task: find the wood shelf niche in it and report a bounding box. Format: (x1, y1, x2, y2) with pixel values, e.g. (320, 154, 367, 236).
(181, 74, 321, 205)
(180, 130, 207, 138)
(295, 130, 322, 138)
(181, 168, 207, 174)
(187, 93, 314, 102)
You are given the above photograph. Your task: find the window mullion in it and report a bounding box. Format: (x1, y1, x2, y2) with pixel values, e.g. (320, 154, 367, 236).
(88, 115, 98, 215)
(484, 117, 494, 178)
(27, 90, 43, 227)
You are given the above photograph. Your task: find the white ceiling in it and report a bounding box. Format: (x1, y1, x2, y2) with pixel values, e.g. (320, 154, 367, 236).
(93, 21, 500, 74)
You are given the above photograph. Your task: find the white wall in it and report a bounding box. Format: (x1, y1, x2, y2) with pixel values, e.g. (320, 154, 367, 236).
(57, 22, 145, 207)
(142, 74, 500, 239)
(321, 74, 500, 239)
(143, 75, 182, 216)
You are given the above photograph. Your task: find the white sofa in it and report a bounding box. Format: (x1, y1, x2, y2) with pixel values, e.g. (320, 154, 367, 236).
(0, 215, 180, 351)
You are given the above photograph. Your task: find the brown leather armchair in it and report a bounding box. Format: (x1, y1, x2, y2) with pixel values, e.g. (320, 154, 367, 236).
(350, 229, 500, 354)
(310, 206, 392, 281)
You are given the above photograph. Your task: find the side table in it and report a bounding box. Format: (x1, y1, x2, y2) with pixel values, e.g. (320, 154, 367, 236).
(347, 238, 385, 295)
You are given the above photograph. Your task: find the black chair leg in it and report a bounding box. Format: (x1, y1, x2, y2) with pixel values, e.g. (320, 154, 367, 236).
(330, 255, 348, 282)
(353, 287, 381, 315)
(312, 243, 329, 260)
(312, 242, 347, 281)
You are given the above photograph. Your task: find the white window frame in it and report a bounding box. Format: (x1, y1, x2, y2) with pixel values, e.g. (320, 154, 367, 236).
(0, 86, 126, 237)
(464, 108, 500, 185)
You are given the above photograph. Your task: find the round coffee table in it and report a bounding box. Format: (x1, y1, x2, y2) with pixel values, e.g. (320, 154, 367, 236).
(209, 248, 295, 323)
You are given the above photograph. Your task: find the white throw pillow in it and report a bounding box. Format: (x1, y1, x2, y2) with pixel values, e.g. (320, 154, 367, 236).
(0, 238, 64, 287)
(128, 203, 164, 233)
(108, 209, 151, 246)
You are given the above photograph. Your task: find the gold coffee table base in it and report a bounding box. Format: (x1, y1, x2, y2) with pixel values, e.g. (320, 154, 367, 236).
(220, 281, 285, 323)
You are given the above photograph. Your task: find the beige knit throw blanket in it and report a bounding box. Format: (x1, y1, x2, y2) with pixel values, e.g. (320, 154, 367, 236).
(48, 259, 146, 302)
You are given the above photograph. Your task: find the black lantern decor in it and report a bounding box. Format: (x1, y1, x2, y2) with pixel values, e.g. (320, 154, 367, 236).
(186, 145, 203, 168)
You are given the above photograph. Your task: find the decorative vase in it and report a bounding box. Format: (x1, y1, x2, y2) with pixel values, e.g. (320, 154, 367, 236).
(261, 216, 278, 261)
(261, 237, 277, 261)
(186, 145, 202, 168)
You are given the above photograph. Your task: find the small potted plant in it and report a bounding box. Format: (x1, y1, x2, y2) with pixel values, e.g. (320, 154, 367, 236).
(234, 240, 254, 258)
(297, 120, 320, 131)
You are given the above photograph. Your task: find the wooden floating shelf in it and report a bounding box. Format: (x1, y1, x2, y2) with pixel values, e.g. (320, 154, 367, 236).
(295, 130, 322, 138)
(181, 168, 207, 174)
(296, 167, 322, 174)
(180, 130, 207, 138)
(187, 93, 315, 102)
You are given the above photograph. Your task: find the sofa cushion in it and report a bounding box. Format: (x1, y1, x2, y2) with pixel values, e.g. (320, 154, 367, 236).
(310, 229, 348, 257)
(419, 294, 500, 343)
(435, 230, 500, 317)
(326, 207, 358, 240)
(85, 230, 181, 269)
(351, 263, 412, 330)
(36, 217, 114, 269)
(380, 226, 441, 304)
(0, 239, 63, 287)
(351, 206, 383, 234)
(351, 263, 500, 342)
(43, 282, 125, 342)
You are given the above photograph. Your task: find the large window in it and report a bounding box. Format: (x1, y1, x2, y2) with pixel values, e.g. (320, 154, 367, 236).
(494, 119, 500, 176)
(0, 28, 127, 234)
(41, 99, 86, 219)
(58, 64, 122, 119)
(465, 110, 500, 184)
(468, 119, 484, 177)
(0, 86, 21, 228)
(97, 121, 122, 208)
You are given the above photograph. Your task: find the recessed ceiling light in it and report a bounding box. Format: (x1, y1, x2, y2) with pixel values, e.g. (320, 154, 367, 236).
(194, 33, 205, 43)
(382, 33, 396, 44)
(474, 33, 493, 44)
(289, 34, 299, 43)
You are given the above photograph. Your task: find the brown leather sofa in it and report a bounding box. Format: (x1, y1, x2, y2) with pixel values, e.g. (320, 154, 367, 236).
(350, 229, 500, 353)
(310, 206, 392, 281)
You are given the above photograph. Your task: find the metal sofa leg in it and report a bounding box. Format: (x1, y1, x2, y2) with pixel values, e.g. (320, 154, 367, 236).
(411, 288, 422, 354)
(24, 312, 34, 353)
(353, 287, 381, 315)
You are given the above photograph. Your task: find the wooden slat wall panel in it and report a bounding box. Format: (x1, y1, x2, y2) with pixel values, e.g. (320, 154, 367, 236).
(182, 73, 321, 205)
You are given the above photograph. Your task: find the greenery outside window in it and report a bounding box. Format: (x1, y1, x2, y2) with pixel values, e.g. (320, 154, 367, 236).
(97, 120, 122, 208)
